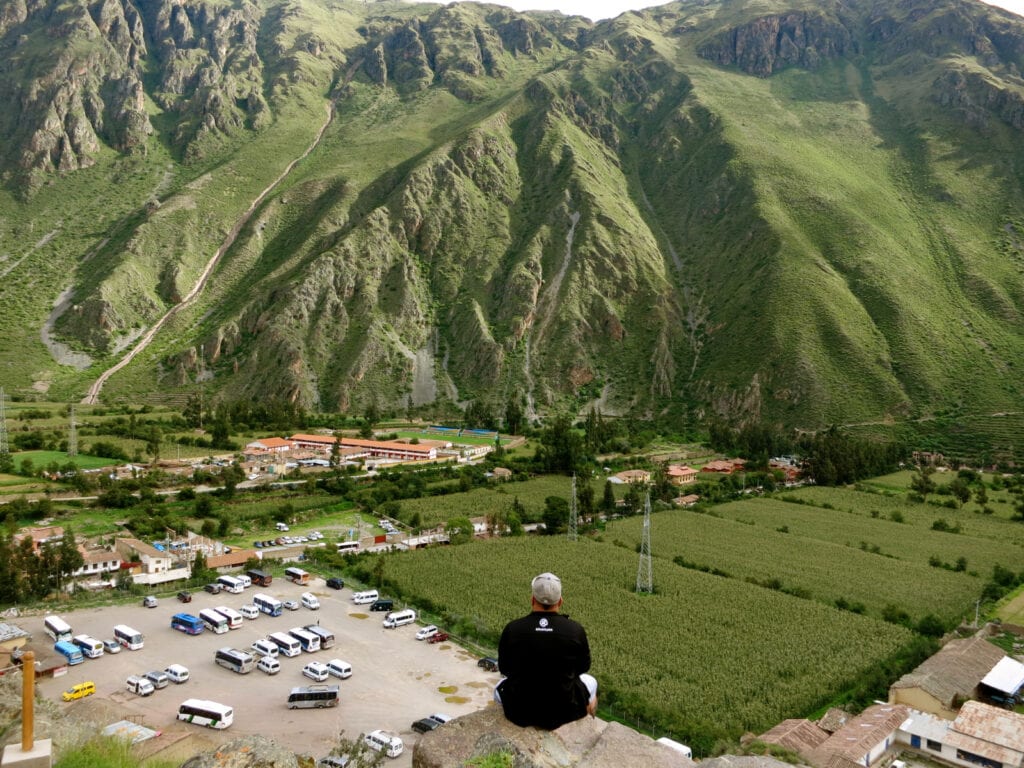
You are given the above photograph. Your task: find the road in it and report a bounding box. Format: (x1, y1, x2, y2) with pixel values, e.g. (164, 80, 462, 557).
(82, 102, 335, 405)
(28, 576, 498, 765)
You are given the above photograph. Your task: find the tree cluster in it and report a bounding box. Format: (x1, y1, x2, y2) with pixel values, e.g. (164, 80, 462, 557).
(0, 528, 84, 603)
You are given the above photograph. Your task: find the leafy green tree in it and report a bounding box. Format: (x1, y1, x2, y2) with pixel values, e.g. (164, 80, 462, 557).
(52, 528, 84, 593)
(145, 425, 162, 461)
(948, 477, 970, 507)
(504, 397, 524, 436)
(601, 480, 616, 514)
(445, 516, 474, 545)
(910, 466, 937, 500)
(536, 414, 585, 474)
(201, 519, 217, 537)
(372, 556, 386, 589)
(541, 496, 569, 535)
(506, 510, 524, 537)
(577, 481, 595, 526)
(183, 393, 203, 428)
(974, 485, 988, 506)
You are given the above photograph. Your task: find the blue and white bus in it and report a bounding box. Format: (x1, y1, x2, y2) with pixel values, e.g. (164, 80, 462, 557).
(54, 640, 84, 665)
(113, 624, 144, 650)
(72, 634, 104, 659)
(288, 627, 321, 653)
(178, 699, 233, 729)
(253, 593, 282, 617)
(44, 615, 72, 643)
(171, 613, 204, 636)
(199, 609, 229, 635)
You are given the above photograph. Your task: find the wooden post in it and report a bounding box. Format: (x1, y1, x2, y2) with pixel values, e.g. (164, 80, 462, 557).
(21, 651, 33, 751)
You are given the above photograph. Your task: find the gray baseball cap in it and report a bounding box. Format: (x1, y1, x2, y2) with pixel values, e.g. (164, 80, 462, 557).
(531, 572, 562, 606)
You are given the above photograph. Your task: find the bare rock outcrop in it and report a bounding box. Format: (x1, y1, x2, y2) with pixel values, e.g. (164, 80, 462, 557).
(413, 706, 693, 768)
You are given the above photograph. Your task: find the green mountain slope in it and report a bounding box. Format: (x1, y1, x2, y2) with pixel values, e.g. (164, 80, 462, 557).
(1, 0, 1024, 432)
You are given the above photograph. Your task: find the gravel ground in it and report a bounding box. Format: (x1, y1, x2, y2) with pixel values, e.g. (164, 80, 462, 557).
(26, 578, 501, 766)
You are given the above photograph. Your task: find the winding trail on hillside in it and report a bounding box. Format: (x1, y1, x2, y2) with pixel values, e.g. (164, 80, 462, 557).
(82, 102, 335, 405)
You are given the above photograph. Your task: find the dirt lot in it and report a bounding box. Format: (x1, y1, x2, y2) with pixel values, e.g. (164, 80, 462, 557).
(26, 578, 501, 766)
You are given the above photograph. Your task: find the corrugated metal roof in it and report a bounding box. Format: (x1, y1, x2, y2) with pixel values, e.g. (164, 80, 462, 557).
(980, 656, 1024, 695)
(890, 637, 1005, 707)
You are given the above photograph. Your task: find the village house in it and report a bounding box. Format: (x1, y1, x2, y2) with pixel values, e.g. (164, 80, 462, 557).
(244, 437, 296, 454)
(14, 525, 64, 553)
(666, 464, 698, 485)
(889, 636, 1008, 719)
(71, 546, 121, 580)
(672, 494, 700, 507)
(114, 537, 189, 585)
(760, 703, 910, 768)
(898, 701, 1024, 768)
(701, 459, 747, 474)
(614, 469, 651, 484)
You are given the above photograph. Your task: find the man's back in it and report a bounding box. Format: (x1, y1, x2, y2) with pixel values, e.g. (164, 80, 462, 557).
(498, 610, 591, 729)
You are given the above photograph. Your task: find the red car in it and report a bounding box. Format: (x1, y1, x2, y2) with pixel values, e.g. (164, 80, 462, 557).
(428, 631, 450, 644)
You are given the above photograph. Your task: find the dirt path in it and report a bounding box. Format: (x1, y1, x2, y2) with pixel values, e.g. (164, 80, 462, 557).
(82, 102, 335, 405)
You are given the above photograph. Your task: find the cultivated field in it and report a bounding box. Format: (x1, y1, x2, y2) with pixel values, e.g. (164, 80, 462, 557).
(380, 535, 913, 750)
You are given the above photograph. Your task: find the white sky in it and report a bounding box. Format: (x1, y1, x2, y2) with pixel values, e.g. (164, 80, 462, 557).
(489, 0, 1023, 22)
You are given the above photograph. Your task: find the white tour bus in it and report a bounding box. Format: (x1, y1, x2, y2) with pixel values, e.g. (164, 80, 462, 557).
(213, 647, 255, 674)
(199, 608, 229, 635)
(43, 615, 73, 643)
(178, 699, 234, 729)
(268, 631, 301, 657)
(113, 624, 144, 650)
(336, 540, 360, 554)
(216, 575, 245, 594)
(304, 624, 335, 650)
(72, 634, 104, 659)
(253, 593, 283, 617)
(214, 606, 244, 630)
(288, 627, 321, 653)
(286, 684, 339, 709)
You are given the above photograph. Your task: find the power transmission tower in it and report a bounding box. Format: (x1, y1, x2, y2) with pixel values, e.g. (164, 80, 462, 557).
(568, 473, 578, 541)
(67, 404, 78, 458)
(636, 490, 653, 594)
(0, 387, 8, 457)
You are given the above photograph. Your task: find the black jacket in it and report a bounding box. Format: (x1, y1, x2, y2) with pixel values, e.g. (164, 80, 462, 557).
(497, 610, 591, 729)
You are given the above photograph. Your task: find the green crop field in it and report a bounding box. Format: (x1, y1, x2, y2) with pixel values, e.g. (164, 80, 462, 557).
(781, 486, 1024, 548)
(604, 509, 980, 623)
(709, 498, 1024, 580)
(391, 474, 615, 527)
(380, 536, 913, 750)
(13, 450, 124, 470)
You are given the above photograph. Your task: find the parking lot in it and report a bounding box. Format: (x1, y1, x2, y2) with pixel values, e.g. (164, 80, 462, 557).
(25, 578, 501, 765)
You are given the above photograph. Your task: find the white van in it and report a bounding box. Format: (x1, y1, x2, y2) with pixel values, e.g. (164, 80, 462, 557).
(303, 661, 330, 682)
(257, 656, 281, 675)
(326, 659, 352, 679)
(382, 609, 416, 629)
(236, 574, 252, 589)
(126, 675, 154, 696)
(240, 604, 259, 620)
(352, 590, 378, 605)
(165, 664, 190, 684)
(364, 730, 403, 758)
(301, 592, 320, 610)
(251, 638, 279, 658)
(656, 737, 693, 760)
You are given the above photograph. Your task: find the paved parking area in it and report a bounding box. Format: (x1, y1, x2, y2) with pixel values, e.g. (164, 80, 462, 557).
(26, 578, 501, 766)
